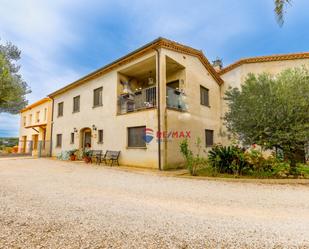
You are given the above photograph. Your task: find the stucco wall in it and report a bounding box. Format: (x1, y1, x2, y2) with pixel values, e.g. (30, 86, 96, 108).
(52, 51, 159, 168)
(160, 49, 222, 168)
(19, 100, 52, 153)
(51, 48, 223, 169)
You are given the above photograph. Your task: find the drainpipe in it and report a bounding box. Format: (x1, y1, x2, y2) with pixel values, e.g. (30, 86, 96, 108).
(49, 98, 54, 157)
(155, 48, 162, 171)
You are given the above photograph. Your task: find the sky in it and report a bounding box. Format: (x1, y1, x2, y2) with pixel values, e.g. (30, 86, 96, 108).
(0, 0, 309, 137)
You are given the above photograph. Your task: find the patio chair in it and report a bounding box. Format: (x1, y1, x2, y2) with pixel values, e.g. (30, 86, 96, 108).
(91, 150, 103, 165)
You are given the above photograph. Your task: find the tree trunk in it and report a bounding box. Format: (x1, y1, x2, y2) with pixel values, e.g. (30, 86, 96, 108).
(284, 145, 305, 175)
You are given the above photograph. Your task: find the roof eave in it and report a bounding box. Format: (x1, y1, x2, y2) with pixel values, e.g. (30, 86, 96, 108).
(48, 38, 223, 97)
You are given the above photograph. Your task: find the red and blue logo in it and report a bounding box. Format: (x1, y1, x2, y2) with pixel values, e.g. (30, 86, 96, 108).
(143, 128, 154, 143)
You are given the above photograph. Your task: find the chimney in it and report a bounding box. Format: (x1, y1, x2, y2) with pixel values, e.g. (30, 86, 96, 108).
(212, 57, 223, 72)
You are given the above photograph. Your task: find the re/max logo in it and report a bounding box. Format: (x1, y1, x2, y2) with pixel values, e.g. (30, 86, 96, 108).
(156, 131, 191, 139)
(143, 128, 191, 144)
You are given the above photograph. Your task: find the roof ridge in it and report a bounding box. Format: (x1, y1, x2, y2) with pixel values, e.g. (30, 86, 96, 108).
(219, 51, 309, 75)
(20, 97, 51, 113)
(48, 38, 223, 97)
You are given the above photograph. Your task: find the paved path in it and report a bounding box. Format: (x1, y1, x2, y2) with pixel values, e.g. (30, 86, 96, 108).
(0, 158, 309, 248)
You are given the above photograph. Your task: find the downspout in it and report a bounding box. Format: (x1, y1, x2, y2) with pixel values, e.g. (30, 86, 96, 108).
(155, 48, 162, 171)
(49, 98, 54, 157)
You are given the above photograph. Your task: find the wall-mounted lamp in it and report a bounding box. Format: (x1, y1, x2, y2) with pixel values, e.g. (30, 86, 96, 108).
(73, 128, 78, 133)
(92, 125, 97, 131)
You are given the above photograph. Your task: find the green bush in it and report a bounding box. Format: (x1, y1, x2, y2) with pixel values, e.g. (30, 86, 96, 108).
(180, 138, 207, 176)
(208, 145, 308, 178)
(208, 145, 249, 175)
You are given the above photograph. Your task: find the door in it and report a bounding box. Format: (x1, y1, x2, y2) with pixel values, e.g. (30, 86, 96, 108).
(32, 134, 39, 151)
(22, 136, 27, 153)
(84, 131, 91, 148)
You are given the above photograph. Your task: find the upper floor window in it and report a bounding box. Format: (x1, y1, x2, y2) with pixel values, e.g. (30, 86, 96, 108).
(205, 129, 214, 147)
(23, 116, 26, 126)
(29, 114, 32, 125)
(36, 111, 40, 123)
(128, 126, 146, 148)
(58, 102, 64, 117)
(98, 129, 103, 144)
(200, 86, 209, 107)
(56, 134, 62, 147)
(73, 95, 80, 113)
(93, 87, 103, 107)
(44, 108, 47, 121)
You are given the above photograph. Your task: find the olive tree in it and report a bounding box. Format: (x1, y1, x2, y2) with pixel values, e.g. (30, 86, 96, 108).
(224, 67, 309, 167)
(0, 41, 30, 114)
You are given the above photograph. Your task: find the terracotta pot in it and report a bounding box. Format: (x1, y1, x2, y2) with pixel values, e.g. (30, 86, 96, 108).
(70, 155, 76, 161)
(83, 156, 91, 163)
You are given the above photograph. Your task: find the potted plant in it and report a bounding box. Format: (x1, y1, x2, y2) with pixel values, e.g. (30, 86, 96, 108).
(82, 150, 92, 163)
(69, 149, 78, 161)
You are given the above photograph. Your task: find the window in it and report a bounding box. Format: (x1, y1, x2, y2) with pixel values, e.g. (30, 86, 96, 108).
(205, 129, 214, 147)
(128, 126, 146, 148)
(73, 95, 80, 113)
(29, 114, 32, 125)
(200, 86, 209, 106)
(56, 134, 62, 147)
(93, 87, 103, 107)
(23, 116, 26, 126)
(70, 133, 74, 144)
(44, 108, 47, 121)
(36, 111, 40, 123)
(58, 102, 64, 117)
(98, 130, 103, 143)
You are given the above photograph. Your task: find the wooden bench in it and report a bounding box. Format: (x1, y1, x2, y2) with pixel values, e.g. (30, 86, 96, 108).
(101, 150, 120, 166)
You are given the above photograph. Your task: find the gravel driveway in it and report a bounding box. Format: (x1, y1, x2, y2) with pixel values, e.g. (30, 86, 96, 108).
(0, 158, 309, 249)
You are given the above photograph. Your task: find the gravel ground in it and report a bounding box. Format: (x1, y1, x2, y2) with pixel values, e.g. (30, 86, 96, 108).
(0, 158, 309, 249)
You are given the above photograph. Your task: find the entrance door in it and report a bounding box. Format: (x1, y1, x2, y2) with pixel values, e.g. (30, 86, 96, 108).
(32, 134, 39, 151)
(22, 136, 27, 153)
(84, 131, 91, 148)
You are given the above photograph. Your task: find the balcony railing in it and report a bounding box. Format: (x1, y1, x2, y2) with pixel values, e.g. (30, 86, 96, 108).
(118, 86, 156, 114)
(166, 87, 187, 111)
(118, 86, 187, 114)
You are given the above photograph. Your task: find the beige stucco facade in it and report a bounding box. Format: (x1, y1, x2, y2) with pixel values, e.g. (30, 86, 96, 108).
(50, 43, 223, 169)
(19, 38, 309, 169)
(19, 98, 52, 156)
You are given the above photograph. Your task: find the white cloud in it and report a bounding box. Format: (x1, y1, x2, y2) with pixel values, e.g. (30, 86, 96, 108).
(0, 0, 84, 137)
(0, 0, 82, 102)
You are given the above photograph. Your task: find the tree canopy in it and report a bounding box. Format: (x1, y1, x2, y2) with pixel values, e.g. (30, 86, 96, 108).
(0, 41, 30, 114)
(224, 67, 309, 164)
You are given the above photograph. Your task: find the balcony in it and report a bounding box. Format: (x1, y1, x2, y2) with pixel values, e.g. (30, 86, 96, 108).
(118, 86, 156, 114)
(118, 85, 187, 114)
(117, 55, 187, 114)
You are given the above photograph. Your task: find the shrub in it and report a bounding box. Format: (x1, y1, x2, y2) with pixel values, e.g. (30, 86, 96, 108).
(244, 149, 274, 174)
(208, 145, 249, 175)
(68, 149, 78, 156)
(180, 138, 207, 176)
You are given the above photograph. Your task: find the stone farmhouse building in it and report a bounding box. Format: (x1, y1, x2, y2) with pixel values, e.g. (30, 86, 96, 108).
(19, 38, 309, 169)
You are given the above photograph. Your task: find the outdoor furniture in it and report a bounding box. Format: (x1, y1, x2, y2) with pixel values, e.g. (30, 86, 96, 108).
(102, 150, 120, 166)
(91, 150, 103, 164)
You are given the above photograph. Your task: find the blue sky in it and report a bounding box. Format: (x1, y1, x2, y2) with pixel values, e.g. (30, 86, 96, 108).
(0, 0, 308, 137)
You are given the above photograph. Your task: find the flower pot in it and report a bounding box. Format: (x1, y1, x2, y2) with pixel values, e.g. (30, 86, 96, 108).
(70, 155, 76, 161)
(83, 156, 91, 163)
